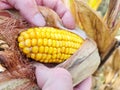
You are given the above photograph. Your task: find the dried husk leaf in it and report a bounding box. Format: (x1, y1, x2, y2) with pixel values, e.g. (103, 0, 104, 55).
(0, 78, 39, 90)
(92, 46, 120, 90)
(87, 0, 120, 89)
(0, 6, 100, 89)
(104, 0, 120, 29)
(38, 6, 62, 28)
(92, 0, 120, 89)
(74, 0, 120, 59)
(0, 10, 37, 89)
(58, 38, 100, 86)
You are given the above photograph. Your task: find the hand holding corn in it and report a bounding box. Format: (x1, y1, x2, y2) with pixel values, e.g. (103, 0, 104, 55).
(35, 64, 92, 90)
(0, 0, 91, 90)
(0, 0, 75, 29)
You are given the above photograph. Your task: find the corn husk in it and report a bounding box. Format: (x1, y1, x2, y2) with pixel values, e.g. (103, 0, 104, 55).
(0, 4, 100, 90)
(91, 0, 120, 89)
(64, 0, 120, 89)
(75, 0, 120, 59)
(58, 38, 100, 86)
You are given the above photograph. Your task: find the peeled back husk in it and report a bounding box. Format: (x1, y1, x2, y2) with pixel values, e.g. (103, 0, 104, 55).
(0, 6, 100, 90)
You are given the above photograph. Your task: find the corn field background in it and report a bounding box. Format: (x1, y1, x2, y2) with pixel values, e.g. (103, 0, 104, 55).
(88, 0, 120, 90)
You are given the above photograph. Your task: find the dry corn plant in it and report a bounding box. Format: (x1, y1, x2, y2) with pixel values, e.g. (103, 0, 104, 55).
(74, 0, 120, 58)
(65, 0, 120, 90)
(92, 45, 120, 90)
(92, 1, 120, 90)
(0, 0, 101, 89)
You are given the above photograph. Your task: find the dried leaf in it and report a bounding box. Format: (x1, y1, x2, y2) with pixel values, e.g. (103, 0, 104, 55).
(74, 0, 119, 59)
(0, 10, 36, 83)
(38, 6, 61, 28)
(0, 78, 39, 90)
(93, 46, 120, 90)
(104, 0, 120, 29)
(112, 47, 120, 71)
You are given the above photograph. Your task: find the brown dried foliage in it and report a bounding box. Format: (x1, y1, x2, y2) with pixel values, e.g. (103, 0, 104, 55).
(0, 10, 36, 84)
(74, 0, 120, 59)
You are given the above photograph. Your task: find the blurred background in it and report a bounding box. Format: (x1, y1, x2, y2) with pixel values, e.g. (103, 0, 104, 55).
(86, 0, 120, 90)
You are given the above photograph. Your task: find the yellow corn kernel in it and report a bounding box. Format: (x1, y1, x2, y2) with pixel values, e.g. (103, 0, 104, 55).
(39, 46, 44, 53)
(66, 55, 71, 59)
(38, 39, 42, 46)
(36, 53, 42, 61)
(19, 42, 25, 48)
(60, 54, 65, 60)
(20, 32, 26, 36)
(23, 47, 30, 54)
(48, 39, 52, 47)
(57, 48, 61, 53)
(27, 28, 34, 33)
(47, 54, 51, 60)
(53, 48, 57, 54)
(31, 53, 35, 59)
(23, 33, 29, 39)
(42, 54, 47, 60)
(18, 27, 84, 63)
(49, 47, 53, 54)
(18, 36, 24, 42)
(30, 32, 36, 39)
(43, 39, 48, 46)
(35, 31, 41, 38)
(25, 39, 31, 47)
(52, 54, 57, 59)
(31, 39, 37, 46)
(65, 48, 69, 54)
(61, 47, 65, 53)
(45, 47, 49, 53)
(52, 40, 56, 47)
(32, 46, 39, 53)
(46, 32, 51, 39)
(41, 32, 45, 38)
(57, 53, 61, 59)
(20, 32, 29, 39)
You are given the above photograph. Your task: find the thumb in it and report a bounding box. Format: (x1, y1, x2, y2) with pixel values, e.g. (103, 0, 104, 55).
(35, 64, 73, 90)
(7, 0, 46, 26)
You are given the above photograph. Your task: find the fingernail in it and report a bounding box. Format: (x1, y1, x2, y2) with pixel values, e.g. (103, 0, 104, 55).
(33, 13, 46, 26)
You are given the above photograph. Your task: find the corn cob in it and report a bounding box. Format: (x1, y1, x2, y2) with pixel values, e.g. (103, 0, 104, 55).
(18, 27, 84, 63)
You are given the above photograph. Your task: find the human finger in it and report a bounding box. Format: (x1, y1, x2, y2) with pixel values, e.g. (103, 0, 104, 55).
(36, 0, 75, 29)
(35, 64, 73, 90)
(74, 77, 92, 90)
(0, 0, 12, 9)
(7, 0, 46, 26)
